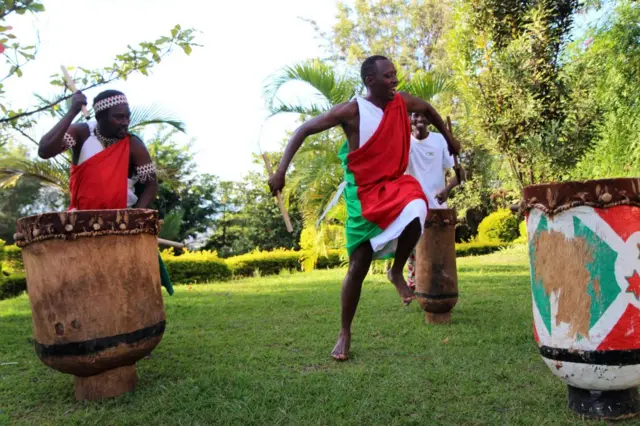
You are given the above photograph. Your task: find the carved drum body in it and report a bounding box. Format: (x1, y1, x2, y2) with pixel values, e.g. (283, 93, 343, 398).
(524, 178, 640, 419)
(15, 209, 166, 401)
(415, 208, 458, 324)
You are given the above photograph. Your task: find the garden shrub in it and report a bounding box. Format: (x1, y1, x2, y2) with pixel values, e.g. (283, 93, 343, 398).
(477, 209, 519, 243)
(161, 250, 232, 283)
(0, 273, 27, 300)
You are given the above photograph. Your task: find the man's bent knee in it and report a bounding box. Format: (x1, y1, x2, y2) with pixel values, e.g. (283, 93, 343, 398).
(348, 243, 373, 272)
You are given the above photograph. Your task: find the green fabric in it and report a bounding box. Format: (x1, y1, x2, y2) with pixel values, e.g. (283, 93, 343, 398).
(338, 141, 384, 256)
(158, 253, 174, 296)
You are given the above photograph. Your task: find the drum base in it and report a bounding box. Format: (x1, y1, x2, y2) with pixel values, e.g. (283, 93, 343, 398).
(74, 364, 137, 401)
(425, 312, 451, 325)
(567, 385, 640, 420)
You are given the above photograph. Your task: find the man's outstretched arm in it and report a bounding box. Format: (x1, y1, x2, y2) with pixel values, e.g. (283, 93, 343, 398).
(269, 101, 356, 195)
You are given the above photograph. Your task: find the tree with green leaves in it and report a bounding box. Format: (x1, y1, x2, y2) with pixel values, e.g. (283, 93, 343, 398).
(302, 1, 496, 236)
(202, 180, 247, 257)
(144, 126, 221, 243)
(305, 0, 451, 73)
(570, 0, 640, 179)
(236, 161, 302, 253)
(447, 0, 602, 187)
(203, 167, 303, 258)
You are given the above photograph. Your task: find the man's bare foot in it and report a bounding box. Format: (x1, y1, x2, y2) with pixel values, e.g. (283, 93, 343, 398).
(387, 269, 416, 305)
(331, 330, 351, 361)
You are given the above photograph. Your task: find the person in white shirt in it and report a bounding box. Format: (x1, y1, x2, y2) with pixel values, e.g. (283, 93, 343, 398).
(405, 111, 464, 289)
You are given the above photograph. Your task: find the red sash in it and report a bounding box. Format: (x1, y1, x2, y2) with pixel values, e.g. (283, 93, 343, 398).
(347, 94, 427, 229)
(69, 136, 130, 210)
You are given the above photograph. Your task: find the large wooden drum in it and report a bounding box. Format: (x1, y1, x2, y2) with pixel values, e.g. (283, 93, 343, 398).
(14, 209, 166, 401)
(523, 178, 640, 419)
(415, 208, 458, 324)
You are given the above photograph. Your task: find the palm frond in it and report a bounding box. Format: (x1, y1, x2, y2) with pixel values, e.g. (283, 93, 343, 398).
(399, 70, 458, 102)
(159, 209, 184, 241)
(0, 155, 69, 193)
(264, 59, 360, 116)
(284, 132, 344, 220)
(268, 102, 328, 118)
(130, 104, 186, 133)
(32, 92, 187, 132)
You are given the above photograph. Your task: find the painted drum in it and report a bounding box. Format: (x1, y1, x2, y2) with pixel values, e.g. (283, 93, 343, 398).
(523, 178, 640, 419)
(15, 209, 166, 401)
(415, 208, 458, 324)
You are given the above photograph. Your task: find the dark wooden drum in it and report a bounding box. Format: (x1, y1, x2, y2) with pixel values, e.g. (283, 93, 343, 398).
(15, 209, 166, 401)
(415, 208, 459, 324)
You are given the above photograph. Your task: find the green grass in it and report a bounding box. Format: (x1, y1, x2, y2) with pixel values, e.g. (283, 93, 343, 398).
(0, 249, 632, 425)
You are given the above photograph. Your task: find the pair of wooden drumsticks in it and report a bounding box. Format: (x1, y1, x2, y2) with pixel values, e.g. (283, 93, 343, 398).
(446, 116, 464, 186)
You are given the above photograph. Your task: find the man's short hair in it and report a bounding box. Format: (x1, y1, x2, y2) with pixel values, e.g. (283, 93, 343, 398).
(360, 55, 389, 84)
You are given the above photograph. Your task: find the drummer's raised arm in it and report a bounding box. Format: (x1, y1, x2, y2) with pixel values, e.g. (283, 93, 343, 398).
(39, 91, 89, 159)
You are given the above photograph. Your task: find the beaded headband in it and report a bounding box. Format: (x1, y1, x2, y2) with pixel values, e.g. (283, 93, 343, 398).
(93, 94, 128, 113)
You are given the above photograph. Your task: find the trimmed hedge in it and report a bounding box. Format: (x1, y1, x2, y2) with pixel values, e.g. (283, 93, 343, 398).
(315, 251, 343, 269)
(456, 241, 507, 256)
(0, 241, 508, 296)
(3, 245, 23, 272)
(161, 251, 231, 284)
(227, 249, 303, 278)
(226, 249, 344, 278)
(0, 273, 27, 300)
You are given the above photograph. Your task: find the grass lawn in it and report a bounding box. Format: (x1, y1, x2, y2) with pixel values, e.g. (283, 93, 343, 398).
(0, 248, 635, 425)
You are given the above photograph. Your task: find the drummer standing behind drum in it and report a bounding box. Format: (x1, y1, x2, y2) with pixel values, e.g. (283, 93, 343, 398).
(38, 90, 173, 297)
(405, 111, 464, 290)
(38, 90, 158, 210)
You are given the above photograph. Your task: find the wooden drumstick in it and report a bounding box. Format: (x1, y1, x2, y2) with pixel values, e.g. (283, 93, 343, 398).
(60, 65, 90, 119)
(262, 153, 294, 233)
(156, 220, 186, 248)
(446, 116, 463, 184)
(158, 238, 185, 249)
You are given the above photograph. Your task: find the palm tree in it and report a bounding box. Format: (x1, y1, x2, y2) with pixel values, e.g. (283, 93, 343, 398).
(264, 59, 361, 267)
(0, 102, 187, 195)
(264, 60, 459, 269)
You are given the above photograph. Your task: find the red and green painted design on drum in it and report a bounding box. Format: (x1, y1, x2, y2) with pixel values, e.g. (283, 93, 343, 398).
(529, 205, 640, 353)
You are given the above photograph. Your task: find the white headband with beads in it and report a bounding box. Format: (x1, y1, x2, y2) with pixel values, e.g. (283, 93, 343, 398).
(93, 95, 128, 113)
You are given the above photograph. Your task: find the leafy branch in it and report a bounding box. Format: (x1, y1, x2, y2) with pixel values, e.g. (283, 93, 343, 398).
(0, 1, 45, 102)
(0, 24, 200, 126)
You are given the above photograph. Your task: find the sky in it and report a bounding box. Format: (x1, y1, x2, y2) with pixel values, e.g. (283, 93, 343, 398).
(3, 0, 343, 181)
